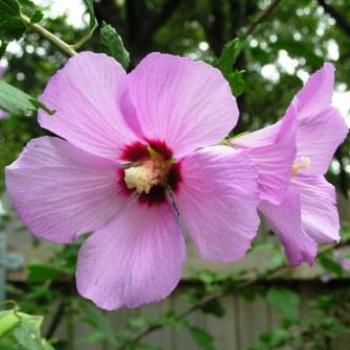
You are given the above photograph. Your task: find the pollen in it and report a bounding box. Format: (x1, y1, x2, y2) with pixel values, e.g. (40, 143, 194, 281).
(292, 156, 311, 175)
(124, 154, 172, 194)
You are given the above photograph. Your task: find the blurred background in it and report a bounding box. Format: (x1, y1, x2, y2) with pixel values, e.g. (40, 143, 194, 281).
(1, 0, 350, 349)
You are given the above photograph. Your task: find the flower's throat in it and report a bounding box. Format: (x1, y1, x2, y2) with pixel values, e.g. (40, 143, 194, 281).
(124, 146, 173, 194)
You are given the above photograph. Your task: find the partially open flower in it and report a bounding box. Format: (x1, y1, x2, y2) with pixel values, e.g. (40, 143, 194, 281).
(232, 63, 348, 266)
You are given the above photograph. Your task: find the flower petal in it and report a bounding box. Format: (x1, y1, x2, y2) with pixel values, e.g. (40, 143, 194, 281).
(126, 53, 238, 157)
(76, 201, 185, 310)
(6, 137, 125, 243)
(260, 189, 317, 266)
(292, 174, 340, 243)
(38, 52, 138, 159)
(293, 63, 335, 120)
(232, 105, 297, 205)
(296, 106, 348, 175)
(174, 146, 259, 262)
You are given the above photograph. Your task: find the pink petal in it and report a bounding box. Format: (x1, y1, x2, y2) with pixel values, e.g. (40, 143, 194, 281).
(260, 189, 317, 266)
(296, 106, 348, 175)
(292, 175, 340, 243)
(76, 201, 185, 310)
(294, 63, 335, 120)
(232, 105, 297, 205)
(174, 146, 259, 262)
(6, 137, 125, 243)
(126, 53, 238, 158)
(38, 52, 139, 160)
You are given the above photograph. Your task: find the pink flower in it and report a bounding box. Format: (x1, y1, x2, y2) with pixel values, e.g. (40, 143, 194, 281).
(6, 52, 260, 310)
(232, 63, 348, 266)
(0, 65, 8, 120)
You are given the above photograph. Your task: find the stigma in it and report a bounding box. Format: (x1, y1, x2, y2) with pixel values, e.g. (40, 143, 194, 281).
(292, 156, 311, 175)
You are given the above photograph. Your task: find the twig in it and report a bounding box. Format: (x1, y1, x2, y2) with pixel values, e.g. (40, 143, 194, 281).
(317, 0, 350, 37)
(45, 299, 66, 339)
(243, 0, 284, 36)
(19, 14, 77, 57)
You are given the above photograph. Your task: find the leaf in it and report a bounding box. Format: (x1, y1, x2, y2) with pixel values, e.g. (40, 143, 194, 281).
(319, 254, 343, 276)
(213, 38, 245, 96)
(0, 17, 27, 41)
(0, 0, 21, 18)
(200, 299, 226, 318)
(214, 38, 241, 75)
(266, 288, 300, 321)
(0, 81, 53, 116)
(27, 264, 64, 283)
(0, 310, 20, 337)
(189, 327, 215, 350)
(100, 22, 130, 69)
(30, 10, 43, 24)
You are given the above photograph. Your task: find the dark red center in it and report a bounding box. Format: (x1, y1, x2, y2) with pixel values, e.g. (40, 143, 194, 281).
(119, 139, 182, 205)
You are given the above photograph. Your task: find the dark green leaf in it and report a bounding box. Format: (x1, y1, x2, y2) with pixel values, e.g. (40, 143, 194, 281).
(189, 327, 215, 350)
(200, 299, 226, 318)
(27, 264, 64, 283)
(214, 38, 241, 75)
(0, 17, 26, 41)
(0, 0, 21, 17)
(266, 288, 300, 321)
(319, 255, 343, 276)
(30, 10, 43, 24)
(0, 81, 53, 116)
(100, 22, 130, 69)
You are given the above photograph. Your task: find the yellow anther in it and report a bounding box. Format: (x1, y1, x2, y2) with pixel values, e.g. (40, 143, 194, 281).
(292, 156, 311, 175)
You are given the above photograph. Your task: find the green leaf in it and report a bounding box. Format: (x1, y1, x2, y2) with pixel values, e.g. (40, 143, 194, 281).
(0, 17, 27, 41)
(189, 327, 215, 350)
(0, 0, 21, 18)
(214, 38, 241, 75)
(266, 288, 300, 321)
(319, 254, 343, 276)
(100, 22, 130, 69)
(0, 80, 53, 116)
(213, 39, 245, 96)
(27, 264, 64, 283)
(0, 310, 20, 337)
(30, 10, 43, 24)
(200, 299, 226, 318)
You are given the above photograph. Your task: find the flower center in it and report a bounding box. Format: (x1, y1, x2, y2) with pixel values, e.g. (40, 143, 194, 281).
(292, 156, 311, 175)
(124, 150, 172, 194)
(119, 140, 182, 205)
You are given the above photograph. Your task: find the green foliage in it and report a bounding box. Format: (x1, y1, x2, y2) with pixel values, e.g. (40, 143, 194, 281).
(266, 287, 300, 321)
(189, 327, 215, 350)
(0, 0, 21, 17)
(100, 22, 130, 69)
(0, 308, 54, 350)
(0, 80, 52, 116)
(214, 39, 246, 96)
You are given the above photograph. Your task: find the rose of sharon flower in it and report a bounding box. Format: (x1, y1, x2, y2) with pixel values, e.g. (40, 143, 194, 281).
(0, 65, 8, 120)
(232, 63, 348, 266)
(6, 52, 260, 310)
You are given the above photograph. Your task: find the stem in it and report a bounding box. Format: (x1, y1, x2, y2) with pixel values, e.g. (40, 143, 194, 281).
(20, 14, 77, 57)
(243, 0, 284, 37)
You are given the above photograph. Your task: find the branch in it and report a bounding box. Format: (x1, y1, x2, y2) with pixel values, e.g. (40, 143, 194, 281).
(20, 14, 77, 57)
(318, 0, 350, 37)
(243, 0, 284, 36)
(117, 239, 348, 350)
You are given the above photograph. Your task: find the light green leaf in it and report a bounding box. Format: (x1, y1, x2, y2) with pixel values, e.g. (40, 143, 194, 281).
(0, 81, 53, 116)
(189, 327, 215, 350)
(100, 22, 130, 69)
(266, 288, 300, 321)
